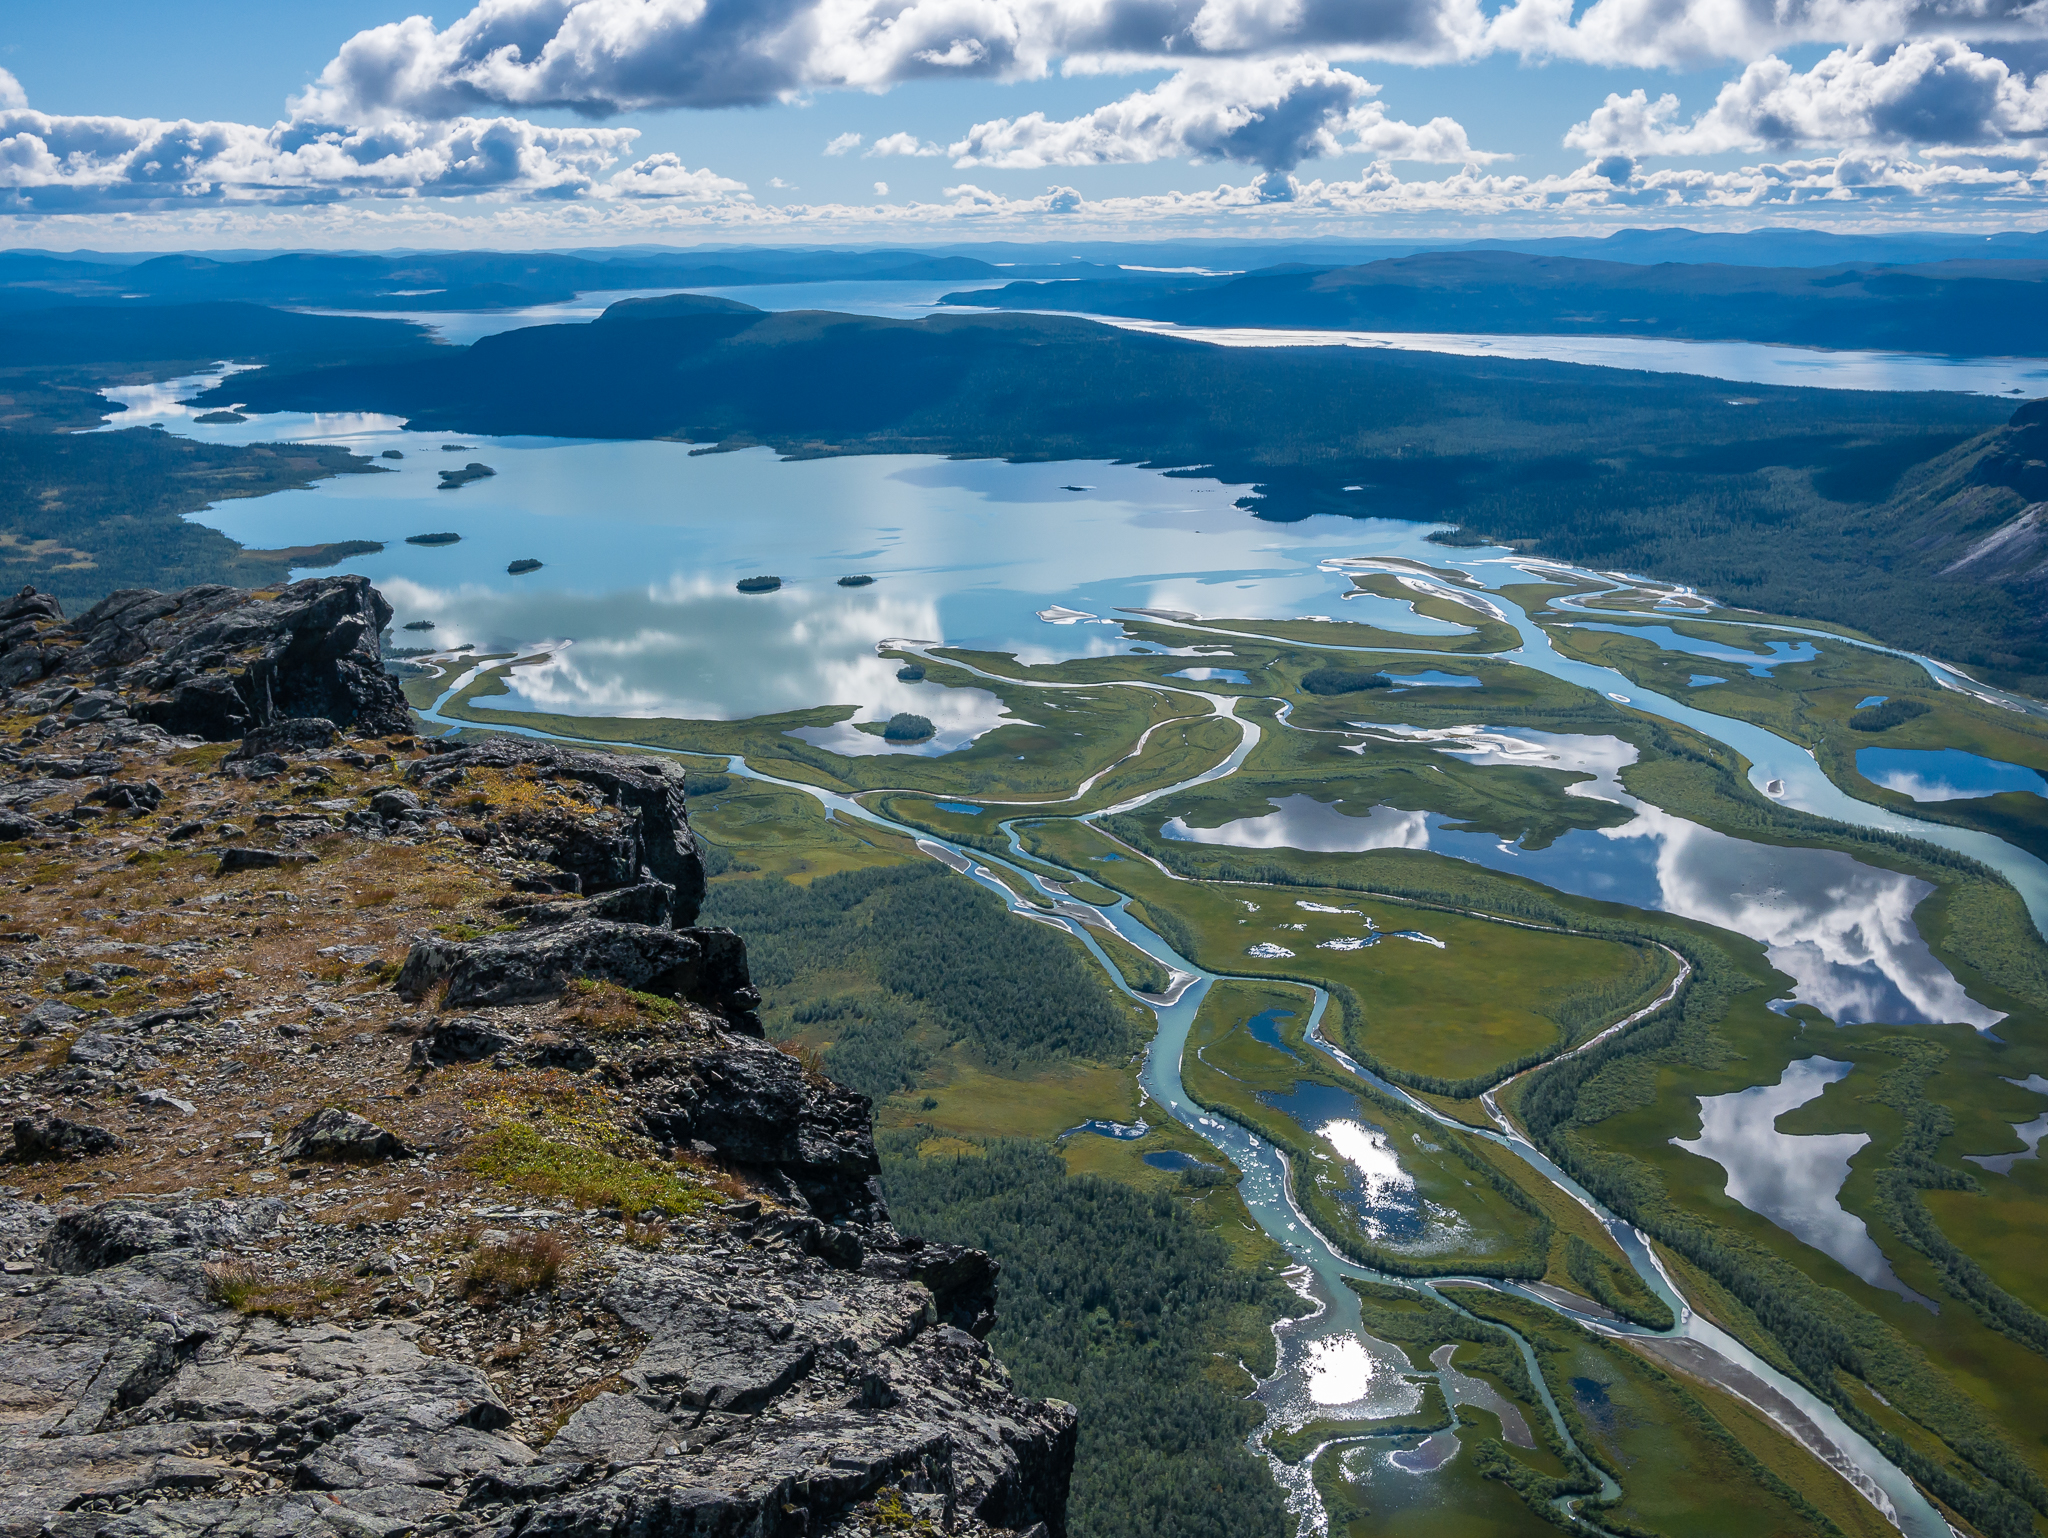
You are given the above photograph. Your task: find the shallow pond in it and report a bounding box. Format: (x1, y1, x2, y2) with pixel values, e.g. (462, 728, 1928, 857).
(1671, 1057, 1929, 1305)
(1856, 747, 2048, 802)
(1385, 669, 1482, 690)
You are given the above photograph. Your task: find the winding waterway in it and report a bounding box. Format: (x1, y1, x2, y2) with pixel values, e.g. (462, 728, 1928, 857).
(123, 381, 2045, 1535)
(409, 646, 1957, 1536)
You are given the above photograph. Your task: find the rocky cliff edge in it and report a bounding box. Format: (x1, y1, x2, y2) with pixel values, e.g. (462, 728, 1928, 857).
(0, 577, 1075, 1538)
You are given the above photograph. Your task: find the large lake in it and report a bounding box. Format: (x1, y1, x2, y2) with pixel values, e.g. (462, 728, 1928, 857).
(109, 380, 1464, 724)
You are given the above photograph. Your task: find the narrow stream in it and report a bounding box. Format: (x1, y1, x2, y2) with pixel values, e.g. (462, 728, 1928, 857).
(406, 555, 2004, 1535)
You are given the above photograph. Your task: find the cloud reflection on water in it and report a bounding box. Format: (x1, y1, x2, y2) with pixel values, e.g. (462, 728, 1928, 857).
(1671, 1057, 1930, 1306)
(382, 574, 1009, 739)
(1162, 726, 2002, 1029)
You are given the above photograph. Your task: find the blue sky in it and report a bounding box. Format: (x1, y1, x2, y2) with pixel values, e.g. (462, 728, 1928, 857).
(1, 1, 2042, 248)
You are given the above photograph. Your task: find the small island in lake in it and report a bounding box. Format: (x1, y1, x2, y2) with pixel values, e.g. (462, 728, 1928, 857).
(406, 532, 462, 546)
(437, 462, 495, 490)
(837, 574, 875, 587)
(402, 620, 436, 630)
(896, 664, 925, 681)
(881, 712, 936, 743)
(736, 575, 782, 593)
(507, 558, 543, 575)
(381, 449, 405, 460)
(194, 410, 246, 424)
(441, 444, 473, 451)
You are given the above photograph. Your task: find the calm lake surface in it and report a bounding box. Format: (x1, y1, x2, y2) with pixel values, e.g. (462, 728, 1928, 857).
(1671, 1057, 1930, 1304)
(1856, 746, 2048, 802)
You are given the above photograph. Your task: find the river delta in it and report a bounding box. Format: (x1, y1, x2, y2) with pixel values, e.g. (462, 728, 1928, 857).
(120, 348, 2048, 1538)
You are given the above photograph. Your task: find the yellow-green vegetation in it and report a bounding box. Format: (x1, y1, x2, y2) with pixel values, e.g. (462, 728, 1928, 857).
(440, 653, 1232, 805)
(461, 1116, 711, 1218)
(559, 978, 684, 1034)
(461, 1231, 572, 1300)
(1181, 981, 1551, 1278)
(1456, 1289, 1893, 1538)
(1517, 908, 2048, 1538)
(1023, 817, 1668, 1089)
(408, 585, 2048, 1538)
(203, 1259, 360, 1322)
(1087, 924, 1172, 995)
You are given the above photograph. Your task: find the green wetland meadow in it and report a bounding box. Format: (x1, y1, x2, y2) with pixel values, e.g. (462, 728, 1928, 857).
(408, 554, 2048, 1538)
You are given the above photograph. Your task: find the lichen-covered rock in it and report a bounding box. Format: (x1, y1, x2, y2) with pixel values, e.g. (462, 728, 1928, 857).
(396, 920, 756, 1022)
(0, 578, 409, 740)
(11, 1115, 122, 1161)
(410, 739, 705, 926)
(275, 1108, 412, 1164)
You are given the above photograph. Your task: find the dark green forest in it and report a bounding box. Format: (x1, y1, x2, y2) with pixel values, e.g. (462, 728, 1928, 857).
(0, 428, 387, 616)
(879, 1134, 1294, 1538)
(700, 865, 1146, 1093)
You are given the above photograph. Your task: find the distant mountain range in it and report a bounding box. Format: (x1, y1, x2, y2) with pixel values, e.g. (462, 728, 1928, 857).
(943, 250, 2048, 356)
(2, 228, 2045, 322)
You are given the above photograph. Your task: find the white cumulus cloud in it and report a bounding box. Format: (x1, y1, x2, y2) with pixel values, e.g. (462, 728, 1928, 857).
(291, 0, 2048, 121)
(1568, 39, 2048, 159)
(0, 106, 641, 210)
(950, 59, 1495, 171)
(824, 131, 863, 155)
(868, 131, 944, 157)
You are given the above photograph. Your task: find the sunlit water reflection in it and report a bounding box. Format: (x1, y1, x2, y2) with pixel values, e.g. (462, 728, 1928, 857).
(1856, 747, 2048, 802)
(1671, 1057, 1931, 1305)
(1163, 726, 2004, 1029)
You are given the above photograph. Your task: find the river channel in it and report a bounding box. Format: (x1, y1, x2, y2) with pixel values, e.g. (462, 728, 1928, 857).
(407, 624, 1962, 1537)
(123, 373, 2047, 1536)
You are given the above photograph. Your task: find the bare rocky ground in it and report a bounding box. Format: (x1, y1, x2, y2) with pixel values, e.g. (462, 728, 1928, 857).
(0, 579, 1074, 1538)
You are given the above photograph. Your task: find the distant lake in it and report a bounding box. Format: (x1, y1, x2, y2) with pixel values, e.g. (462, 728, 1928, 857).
(299, 279, 2048, 397)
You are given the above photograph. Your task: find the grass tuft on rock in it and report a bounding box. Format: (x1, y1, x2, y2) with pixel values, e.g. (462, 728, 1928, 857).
(560, 978, 681, 1034)
(462, 1121, 709, 1217)
(462, 1231, 570, 1300)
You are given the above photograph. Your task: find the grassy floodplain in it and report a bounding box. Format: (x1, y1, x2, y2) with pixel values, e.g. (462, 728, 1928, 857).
(412, 577, 2048, 1538)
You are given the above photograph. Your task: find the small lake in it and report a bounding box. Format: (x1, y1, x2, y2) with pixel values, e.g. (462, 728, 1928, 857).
(1670, 1057, 1929, 1305)
(1856, 747, 2048, 802)
(1256, 1080, 1429, 1243)
(1160, 725, 2005, 1029)
(1568, 622, 1819, 676)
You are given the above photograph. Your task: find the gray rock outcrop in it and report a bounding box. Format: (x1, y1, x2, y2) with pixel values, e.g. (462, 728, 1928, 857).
(408, 739, 705, 926)
(0, 571, 1077, 1538)
(275, 1109, 412, 1164)
(0, 577, 409, 740)
(0, 1199, 1073, 1538)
